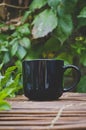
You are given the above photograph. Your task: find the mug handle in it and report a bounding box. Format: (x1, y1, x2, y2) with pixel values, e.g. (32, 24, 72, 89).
(63, 65, 81, 92)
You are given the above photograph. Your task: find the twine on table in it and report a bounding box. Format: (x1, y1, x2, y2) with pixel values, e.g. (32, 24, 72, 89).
(48, 102, 86, 129)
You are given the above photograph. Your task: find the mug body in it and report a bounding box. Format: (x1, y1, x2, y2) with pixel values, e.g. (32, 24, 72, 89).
(22, 59, 64, 100)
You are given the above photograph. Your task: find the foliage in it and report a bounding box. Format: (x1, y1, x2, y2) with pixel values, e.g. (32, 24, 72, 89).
(76, 75, 86, 93)
(0, 65, 22, 110)
(0, 0, 86, 92)
(0, 23, 31, 64)
(32, 9, 58, 39)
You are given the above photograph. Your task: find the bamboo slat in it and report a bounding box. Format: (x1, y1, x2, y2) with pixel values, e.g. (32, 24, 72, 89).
(0, 92, 86, 130)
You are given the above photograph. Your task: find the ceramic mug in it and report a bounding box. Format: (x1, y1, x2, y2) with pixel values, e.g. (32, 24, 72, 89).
(22, 59, 81, 100)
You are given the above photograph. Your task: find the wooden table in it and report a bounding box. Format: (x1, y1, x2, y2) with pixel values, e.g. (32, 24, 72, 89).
(0, 92, 86, 130)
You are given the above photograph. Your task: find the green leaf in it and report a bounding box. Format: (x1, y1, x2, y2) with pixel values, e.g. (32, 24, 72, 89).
(56, 15, 73, 44)
(26, 44, 43, 59)
(80, 53, 86, 66)
(43, 36, 60, 52)
(32, 9, 58, 39)
(17, 24, 30, 36)
(55, 53, 72, 64)
(3, 52, 10, 63)
(15, 60, 22, 72)
(57, 3, 65, 16)
(76, 76, 86, 93)
(0, 100, 11, 110)
(29, 0, 47, 11)
(6, 77, 13, 87)
(0, 87, 15, 100)
(48, 0, 61, 10)
(17, 45, 26, 59)
(0, 74, 21, 100)
(0, 75, 4, 90)
(78, 18, 86, 28)
(78, 6, 86, 18)
(0, 65, 22, 111)
(0, 34, 8, 42)
(0, 63, 3, 70)
(20, 37, 31, 49)
(1, 66, 17, 87)
(13, 73, 21, 87)
(63, 0, 78, 14)
(0, 46, 8, 52)
(11, 32, 19, 38)
(21, 11, 31, 23)
(57, 0, 78, 16)
(11, 41, 18, 56)
(9, 38, 18, 45)
(5, 66, 17, 74)
(9, 25, 15, 30)
(0, 67, 22, 100)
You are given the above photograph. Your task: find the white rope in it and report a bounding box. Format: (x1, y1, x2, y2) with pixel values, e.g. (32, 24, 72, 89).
(48, 102, 86, 129)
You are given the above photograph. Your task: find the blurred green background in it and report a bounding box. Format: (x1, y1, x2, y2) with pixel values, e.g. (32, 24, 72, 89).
(0, 0, 86, 110)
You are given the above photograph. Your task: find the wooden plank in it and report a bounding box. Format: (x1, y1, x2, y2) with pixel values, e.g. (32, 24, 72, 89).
(0, 116, 85, 121)
(0, 117, 85, 125)
(0, 93, 86, 130)
(0, 110, 86, 115)
(0, 124, 86, 130)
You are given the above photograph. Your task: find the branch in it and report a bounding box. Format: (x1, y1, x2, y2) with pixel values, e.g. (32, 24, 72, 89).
(0, 2, 29, 9)
(0, 17, 22, 32)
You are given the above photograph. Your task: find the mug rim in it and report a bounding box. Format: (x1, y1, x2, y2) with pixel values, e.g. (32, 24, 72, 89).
(23, 59, 64, 62)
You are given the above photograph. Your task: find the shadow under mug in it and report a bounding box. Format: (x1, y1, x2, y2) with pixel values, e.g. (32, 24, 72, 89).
(22, 59, 81, 100)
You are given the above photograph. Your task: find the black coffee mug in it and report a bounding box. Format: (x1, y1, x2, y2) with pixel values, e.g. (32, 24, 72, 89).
(22, 59, 81, 100)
